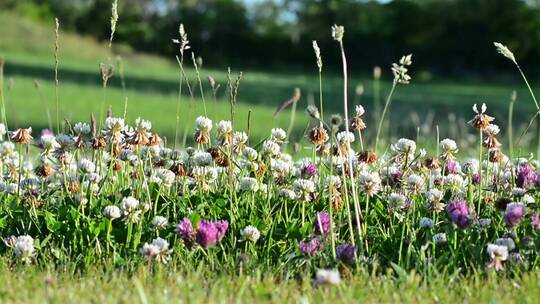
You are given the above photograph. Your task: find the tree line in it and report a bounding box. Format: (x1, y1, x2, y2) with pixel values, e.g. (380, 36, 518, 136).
(4, 0, 540, 77)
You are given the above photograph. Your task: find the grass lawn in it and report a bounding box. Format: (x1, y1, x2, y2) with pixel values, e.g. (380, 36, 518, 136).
(1, 267, 538, 303)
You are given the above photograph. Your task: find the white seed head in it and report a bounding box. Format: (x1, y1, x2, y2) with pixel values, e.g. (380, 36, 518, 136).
(331, 25, 345, 42)
(494, 42, 516, 63)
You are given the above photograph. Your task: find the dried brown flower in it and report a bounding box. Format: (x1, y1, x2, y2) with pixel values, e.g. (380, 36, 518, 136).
(468, 103, 494, 129)
(308, 127, 329, 146)
(423, 157, 440, 170)
(358, 151, 377, 164)
(11, 128, 33, 144)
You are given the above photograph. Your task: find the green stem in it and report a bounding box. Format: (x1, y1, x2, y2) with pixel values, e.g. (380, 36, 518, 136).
(375, 81, 397, 152)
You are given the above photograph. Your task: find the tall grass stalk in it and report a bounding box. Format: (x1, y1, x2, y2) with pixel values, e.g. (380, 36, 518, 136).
(33, 80, 53, 131)
(116, 56, 128, 119)
(494, 42, 540, 159)
(192, 53, 207, 116)
(375, 80, 397, 152)
(312, 40, 324, 126)
(174, 56, 185, 150)
(109, 0, 119, 49)
(0, 58, 7, 131)
(333, 25, 363, 252)
(508, 91, 516, 160)
(373, 66, 382, 118)
(54, 18, 61, 133)
(172, 24, 192, 149)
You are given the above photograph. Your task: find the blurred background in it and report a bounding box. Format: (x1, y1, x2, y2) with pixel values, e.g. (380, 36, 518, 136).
(1, 0, 539, 154)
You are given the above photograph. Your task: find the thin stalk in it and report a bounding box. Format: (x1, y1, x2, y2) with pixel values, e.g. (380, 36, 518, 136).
(508, 91, 516, 160)
(477, 129, 483, 215)
(318, 70, 324, 125)
(375, 80, 397, 152)
(192, 53, 207, 116)
(337, 38, 363, 254)
(174, 55, 185, 150)
(0, 58, 8, 132)
(514, 62, 540, 159)
(54, 18, 61, 134)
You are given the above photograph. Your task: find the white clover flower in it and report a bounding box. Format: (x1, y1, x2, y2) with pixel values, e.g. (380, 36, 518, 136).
(315, 269, 341, 286)
(484, 124, 500, 136)
(193, 151, 213, 167)
(262, 140, 280, 157)
(357, 171, 381, 197)
(152, 216, 168, 229)
(271, 128, 287, 144)
(40, 134, 60, 153)
(140, 237, 170, 264)
(279, 188, 296, 200)
(216, 120, 232, 134)
(103, 205, 121, 220)
(407, 174, 425, 193)
(444, 174, 465, 191)
(389, 192, 407, 209)
(495, 237, 516, 251)
(232, 131, 248, 147)
(14, 235, 35, 262)
(461, 159, 479, 175)
(426, 188, 444, 203)
(74, 122, 91, 135)
(326, 175, 342, 189)
(392, 138, 416, 155)
(439, 138, 458, 155)
(121, 196, 141, 222)
(56, 134, 75, 149)
(77, 158, 96, 174)
(432, 233, 447, 244)
(195, 116, 213, 132)
(294, 178, 316, 201)
(419, 217, 435, 229)
(104, 117, 125, 132)
(242, 147, 258, 161)
(241, 225, 261, 242)
(336, 131, 355, 146)
(135, 117, 152, 131)
(0, 141, 15, 155)
(487, 243, 509, 271)
(155, 169, 176, 187)
(240, 177, 259, 192)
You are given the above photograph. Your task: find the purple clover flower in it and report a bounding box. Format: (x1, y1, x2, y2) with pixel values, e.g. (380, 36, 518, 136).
(445, 159, 459, 174)
(446, 200, 471, 229)
(299, 238, 323, 256)
(472, 173, 481, 185)
(176, 218, 196, 246)
(336, 243, 356, 264)
(196, 220, 219, 248)
(516, 163, 536, 188)
(532, 213, 540, 231)
(313, 212, 331, 235)
(215, 220, 229, 241)
(504, 203, 525, 227)
(302, 163, 318, 178)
